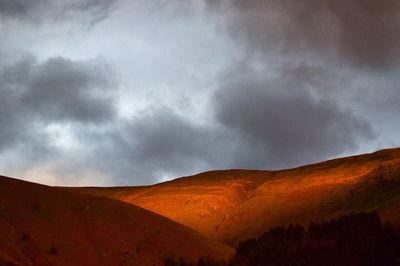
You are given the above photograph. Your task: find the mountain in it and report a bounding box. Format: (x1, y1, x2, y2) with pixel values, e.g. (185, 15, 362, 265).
(74, 148, 400, 246)
(0, 176, 233, 265)
(2, 148, 400, 265)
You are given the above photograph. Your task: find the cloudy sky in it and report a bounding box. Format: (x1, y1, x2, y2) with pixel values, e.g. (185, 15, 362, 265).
(0, 0, 399, 186)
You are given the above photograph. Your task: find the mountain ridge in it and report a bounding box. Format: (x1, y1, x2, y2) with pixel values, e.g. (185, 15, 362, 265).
(72, 147, 400, 246)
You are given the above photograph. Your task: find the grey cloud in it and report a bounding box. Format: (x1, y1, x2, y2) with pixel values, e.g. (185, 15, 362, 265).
(0, 85, 27, 151)
(0, 0, 395, 186)
(0, 0, 46, 18)
(82, 64, 375, 183)
(214, 64, 375, 169)
(208, 0, 400, 69)
(21, 57, 116, 123)
(0, 0, 118, 24)
(0, 56, 36, 151)
(75, 61, 377, 183)
(0, 54, 117, 164)
(87, 108, 228, 184)
(199, 0, 393, 168)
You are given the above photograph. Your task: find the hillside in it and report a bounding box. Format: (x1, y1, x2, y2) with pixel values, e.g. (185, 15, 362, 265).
(74, 148, 400, 246)
(0, 176, 233, 265)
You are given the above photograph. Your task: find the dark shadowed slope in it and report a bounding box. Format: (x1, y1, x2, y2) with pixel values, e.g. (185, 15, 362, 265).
(0, 176, 233, 265)
(74, 148, 400, 246)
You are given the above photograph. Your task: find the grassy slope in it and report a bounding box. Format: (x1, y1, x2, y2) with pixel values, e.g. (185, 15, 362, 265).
(0, 176, 233, 265)
(74, 148, 400, 246)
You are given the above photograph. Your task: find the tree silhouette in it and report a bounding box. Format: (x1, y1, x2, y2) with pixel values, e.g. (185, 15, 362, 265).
(166, 212, 400, 266)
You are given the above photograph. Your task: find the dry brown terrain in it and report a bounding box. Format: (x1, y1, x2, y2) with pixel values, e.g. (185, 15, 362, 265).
(0, 176, 233, 265)
(75, 148, 400, 246)
(2, 148, 400, 265)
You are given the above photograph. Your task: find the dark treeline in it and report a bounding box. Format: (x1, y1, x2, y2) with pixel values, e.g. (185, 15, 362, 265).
(165, 212, 400, 266)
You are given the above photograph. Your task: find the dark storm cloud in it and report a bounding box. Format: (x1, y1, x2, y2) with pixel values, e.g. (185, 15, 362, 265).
(80, 65, 376, 183)
(213, 63, 375, 169)
(0, 56, 38, 152)
(208, 0, 400, 69)
(0, 79, 28, 151)
(0, 0, 118, 24)
(21, 57, 116, 123)
(87, 108, 227, 184)
(0, 0, 44, 17)
(196, 0, 396, 169)
(0, 55, 116, 152)
(0, 0, 396, 186)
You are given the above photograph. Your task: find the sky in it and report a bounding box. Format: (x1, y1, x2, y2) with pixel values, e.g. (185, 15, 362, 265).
(0, 0, 399, 186)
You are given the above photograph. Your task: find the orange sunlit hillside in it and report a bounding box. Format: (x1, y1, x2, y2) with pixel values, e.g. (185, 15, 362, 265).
(75, 148, 400, 246)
